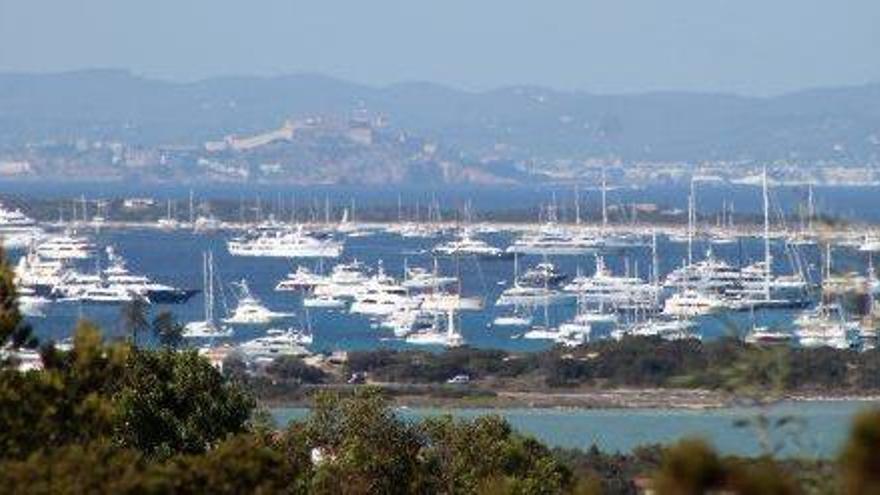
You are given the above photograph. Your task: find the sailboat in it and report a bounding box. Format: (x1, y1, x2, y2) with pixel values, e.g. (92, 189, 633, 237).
(184, 251, 233, 338)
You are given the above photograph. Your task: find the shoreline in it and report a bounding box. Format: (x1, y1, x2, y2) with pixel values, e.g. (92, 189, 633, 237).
(259, 387, 880, 412)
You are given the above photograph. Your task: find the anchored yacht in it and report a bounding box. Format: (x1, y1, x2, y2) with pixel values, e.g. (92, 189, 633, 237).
(238, 328, 311, 360)
(794, 303, 857, 349)
(433, 230, 508, 259)
(506, 228, 600, 256)
(564, 256, 658, 310)
(103, 247, 196, 303)
(663, 289, 726, 317)
(275, 265, 325, 292)
(224, 279, 293, 324)
(228, 226, 343, 258)
(0, 204, 42, 249)
(35, 232, 95, 260)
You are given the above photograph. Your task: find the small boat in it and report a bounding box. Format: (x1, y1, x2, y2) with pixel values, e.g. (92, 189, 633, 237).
(615, 318, 699, 341)
(744, 326, 793, 346)
(492, 314, 533, 327)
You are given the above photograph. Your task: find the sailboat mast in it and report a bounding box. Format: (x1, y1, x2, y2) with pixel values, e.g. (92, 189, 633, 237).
(807, 184, 815, 233)
(762, 167, 771, 301)
(687, 178, 695, 266)
(202, 252, 209, 322)
(652, 230, 660, 307)
(574, 184, 581, 226)
(601, 170, 608, 232)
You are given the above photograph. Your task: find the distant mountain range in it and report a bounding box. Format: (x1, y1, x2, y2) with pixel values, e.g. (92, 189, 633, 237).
(1, 69, 878, 163)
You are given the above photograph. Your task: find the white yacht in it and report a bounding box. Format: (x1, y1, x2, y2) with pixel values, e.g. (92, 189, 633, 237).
(312, 260, 372, 299)
(432, 230, 508, 259)
(50, 271, 103, 300)
(744, 326, 793, 346)
(0, 204, 42, 249)
(228, 226, 343, 258)
(35, 232, 95, 260)
(395, 222, 443, 239)
(380, 307, 435, 337)
(184, 251, 233, 338)
(350, 284, 416, 317)
(76, 285, 139, 304)
(556, 295, 614, 337)
(564, 256, 658, 310)
(193, 215, 222, 233)
(554, 324, 591, 347)
(506, 227, 600, 256)
(303, 294, 348, 309)
(18, 286, 50, 317)
(662, 250, 744, 296)
(492, 310, 533, 327)
(518, 262, 568, 289)
(794, 303, 857, 349)
(858, 236, 880, 253)
(401, 262, 458, 291)
(497, 254, 573, 307)
(14, 248, 67, 294)
(662, 289, 726, 317)
(156, 200, 179, 230)
(404, 313, 464, 347)
(157, 218, 180, 230)
(238, 328, 311, 360)
(275, 265, 325, 292)
(614, 318, 699, 341)
(521, 325, 559, 340)
(496, 285, 572, 307)
(102, 247, 197, 303)
(224, 279, 293, 324)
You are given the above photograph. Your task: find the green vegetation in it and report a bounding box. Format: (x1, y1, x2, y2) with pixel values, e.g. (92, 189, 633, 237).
(343, 338, 880, 394)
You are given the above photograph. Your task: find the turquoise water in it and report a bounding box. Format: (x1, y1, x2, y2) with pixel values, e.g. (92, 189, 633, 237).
(271, 400, 880, 458)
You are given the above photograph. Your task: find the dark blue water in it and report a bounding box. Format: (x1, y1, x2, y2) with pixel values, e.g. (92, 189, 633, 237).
(272, 400, 880, 458)
(13, 226, 870, 351)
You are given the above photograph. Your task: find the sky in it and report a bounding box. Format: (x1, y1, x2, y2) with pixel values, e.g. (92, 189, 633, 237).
(0, 0, 878, 95)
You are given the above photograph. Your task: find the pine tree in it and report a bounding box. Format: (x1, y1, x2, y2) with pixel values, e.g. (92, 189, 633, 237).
(0, 246, 36, 357)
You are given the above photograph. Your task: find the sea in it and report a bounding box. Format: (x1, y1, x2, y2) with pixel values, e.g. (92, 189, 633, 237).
(271, 400, 880, 458)
(5, 181, 878, 350)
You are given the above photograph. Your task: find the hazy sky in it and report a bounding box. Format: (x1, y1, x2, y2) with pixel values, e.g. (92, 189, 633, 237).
(1, 0, 877, 95)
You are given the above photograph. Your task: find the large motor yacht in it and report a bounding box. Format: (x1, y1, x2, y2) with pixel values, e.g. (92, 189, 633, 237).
(228, 226, 342, 258)
(224, 279, 293, 324)
(35, 232, 95, 260)
(103, 247, 197, 303)
(563, 256, 658, 310)
(0, 204, 42, 249)
(237, 328, 312, 360)
(432, 230, 508, 259)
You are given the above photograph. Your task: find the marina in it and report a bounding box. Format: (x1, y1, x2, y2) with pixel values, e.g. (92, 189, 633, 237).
(5, 179, 880, 359)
